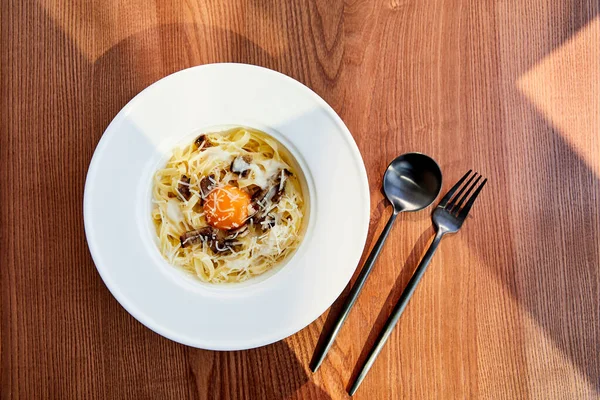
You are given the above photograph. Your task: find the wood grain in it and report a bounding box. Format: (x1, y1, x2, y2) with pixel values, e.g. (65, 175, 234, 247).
(1, 0, 599, 399)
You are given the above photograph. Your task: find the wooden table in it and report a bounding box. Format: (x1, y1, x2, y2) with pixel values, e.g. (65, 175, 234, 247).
(2, 1, 599, 398)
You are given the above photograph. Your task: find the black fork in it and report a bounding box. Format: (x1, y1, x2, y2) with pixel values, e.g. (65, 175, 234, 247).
(348, 171, 487, 395)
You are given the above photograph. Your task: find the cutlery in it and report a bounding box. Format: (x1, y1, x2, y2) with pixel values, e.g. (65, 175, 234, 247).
(348, 170, 487, 395)
(311, 153, 442, 372)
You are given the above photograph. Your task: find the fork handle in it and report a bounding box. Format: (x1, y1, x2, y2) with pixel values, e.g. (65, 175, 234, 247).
(348, 229, 445, 395)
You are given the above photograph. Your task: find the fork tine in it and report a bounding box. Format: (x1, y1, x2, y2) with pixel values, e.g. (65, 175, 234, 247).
(447, 172, 478, 210)
(438, 170, 472, 208)
(457, 178, 487, 220)
(451, 174, 482, 212)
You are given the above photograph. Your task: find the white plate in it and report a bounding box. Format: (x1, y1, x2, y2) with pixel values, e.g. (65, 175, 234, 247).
(84, 64, 369, 350)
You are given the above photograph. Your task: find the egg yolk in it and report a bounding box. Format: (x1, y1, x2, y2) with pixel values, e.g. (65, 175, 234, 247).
(204, 185, 251, 230)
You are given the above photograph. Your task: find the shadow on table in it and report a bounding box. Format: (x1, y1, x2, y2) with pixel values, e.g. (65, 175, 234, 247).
(190, 342, 330, 400)
(476, 3, 600, 391)
(473, 119, 600, 392)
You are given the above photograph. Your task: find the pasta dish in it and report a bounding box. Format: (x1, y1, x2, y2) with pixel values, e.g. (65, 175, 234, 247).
(152, 127, 306, 283)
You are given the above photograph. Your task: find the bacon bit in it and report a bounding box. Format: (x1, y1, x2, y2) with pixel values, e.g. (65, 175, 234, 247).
(178, 175, 191, 200)
(194, 134, 214, 150)
(180, 226, 243, 254)
(180, 227, 215, 248)
(199, 174, 216, 201)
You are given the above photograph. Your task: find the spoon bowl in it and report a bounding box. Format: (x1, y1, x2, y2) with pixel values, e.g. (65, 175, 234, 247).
(384, 153, 443, 213)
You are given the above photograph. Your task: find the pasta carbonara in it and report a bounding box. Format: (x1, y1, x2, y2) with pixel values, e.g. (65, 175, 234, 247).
(152, 127, 306, 283)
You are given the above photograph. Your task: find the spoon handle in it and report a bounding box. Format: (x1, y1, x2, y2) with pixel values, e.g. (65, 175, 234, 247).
(310, 211, 399, 372)
(348, 229, 444, 395)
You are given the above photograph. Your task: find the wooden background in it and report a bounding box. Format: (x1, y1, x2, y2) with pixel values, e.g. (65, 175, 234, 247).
(2, 0, 599, 399)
